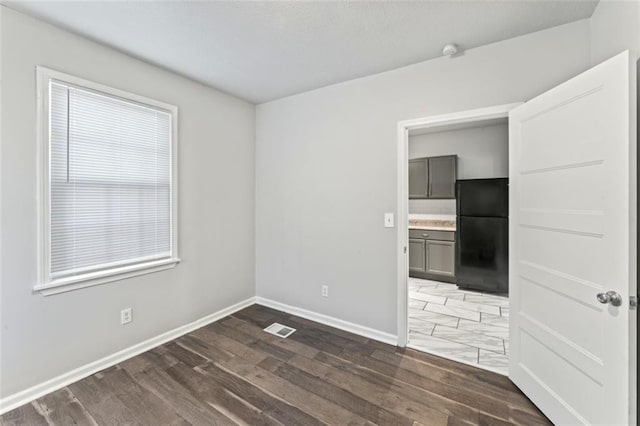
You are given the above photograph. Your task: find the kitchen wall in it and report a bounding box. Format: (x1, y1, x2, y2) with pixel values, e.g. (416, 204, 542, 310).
(408, 123, 508, 215)
(409, 199, 456, 216)
(0, 7, 256, 398)
(255, 20, 592, 335)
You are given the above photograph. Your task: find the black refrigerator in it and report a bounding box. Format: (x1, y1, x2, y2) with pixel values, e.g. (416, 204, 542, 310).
(455, 178, 508, 294)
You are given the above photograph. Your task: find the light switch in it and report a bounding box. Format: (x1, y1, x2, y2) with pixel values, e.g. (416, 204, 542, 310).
(384, 213, 394, 228)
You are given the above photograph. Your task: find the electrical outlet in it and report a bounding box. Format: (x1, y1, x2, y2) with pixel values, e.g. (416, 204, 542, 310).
(321, 285, 328, 297)
(384, 213, 394, 228)
(121, 308, 132, 325)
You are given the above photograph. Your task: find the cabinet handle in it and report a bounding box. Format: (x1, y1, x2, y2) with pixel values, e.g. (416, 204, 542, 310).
(422, 233, 429, 238)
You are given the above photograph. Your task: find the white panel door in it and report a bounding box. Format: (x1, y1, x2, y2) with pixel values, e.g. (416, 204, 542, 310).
(509, 51, 635, 425)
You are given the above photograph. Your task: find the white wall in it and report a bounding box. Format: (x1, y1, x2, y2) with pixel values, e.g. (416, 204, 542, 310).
(590, 0, 640, 65)
(589, 1, 640, 422)
(0, 7, 255, 398)
(408, 123, 508, 215)
(255, 20, 591, 335)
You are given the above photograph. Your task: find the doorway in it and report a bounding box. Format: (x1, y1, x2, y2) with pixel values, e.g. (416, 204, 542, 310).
(396, 103, 519, 375)
(395, 49, 636, 426)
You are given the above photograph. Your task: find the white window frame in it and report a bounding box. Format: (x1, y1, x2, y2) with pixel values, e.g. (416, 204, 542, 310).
(35, 66, 180, 295)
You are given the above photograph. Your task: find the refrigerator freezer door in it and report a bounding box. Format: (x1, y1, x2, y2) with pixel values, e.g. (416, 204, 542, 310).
(456, 178, 508, 218)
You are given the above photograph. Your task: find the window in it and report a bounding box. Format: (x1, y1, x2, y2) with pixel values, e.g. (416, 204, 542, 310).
(36, 67, 179, 294)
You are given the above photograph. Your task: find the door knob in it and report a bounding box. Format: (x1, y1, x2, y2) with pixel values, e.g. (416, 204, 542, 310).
(596, 290, 623, 307)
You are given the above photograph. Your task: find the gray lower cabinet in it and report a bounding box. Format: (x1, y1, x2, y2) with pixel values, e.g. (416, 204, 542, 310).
(425, 240, 455, 277)
(409, 230, 456, 280)
(409, 238, 426, 272)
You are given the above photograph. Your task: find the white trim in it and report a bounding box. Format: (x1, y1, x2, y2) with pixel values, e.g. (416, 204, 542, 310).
(396, 103, 522, 348)
(35, 66, 180, 295)
(37, 66, 178, 112)
(34, 259, 181, 296)
(255, 297, 398, 346)
(396, 123, 409, 347)
(397, 103, 522, 132)
(0, 296, 256, 415)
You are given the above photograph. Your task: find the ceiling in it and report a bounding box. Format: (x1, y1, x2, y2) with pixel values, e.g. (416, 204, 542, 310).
(5, 1, 598, 103)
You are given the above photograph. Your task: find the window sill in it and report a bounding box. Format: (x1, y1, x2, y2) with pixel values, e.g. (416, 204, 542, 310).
(34, 258, 181, 296)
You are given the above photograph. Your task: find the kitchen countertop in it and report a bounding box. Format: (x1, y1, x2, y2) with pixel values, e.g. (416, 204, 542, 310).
(408, 215, 456, 231)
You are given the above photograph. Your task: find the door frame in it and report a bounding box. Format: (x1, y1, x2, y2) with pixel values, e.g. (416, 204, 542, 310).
(396, 102, 522, 347)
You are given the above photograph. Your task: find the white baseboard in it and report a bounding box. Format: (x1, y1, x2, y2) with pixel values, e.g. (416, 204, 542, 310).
(255, 297, 398, 346)
(0, 296, 256, 415)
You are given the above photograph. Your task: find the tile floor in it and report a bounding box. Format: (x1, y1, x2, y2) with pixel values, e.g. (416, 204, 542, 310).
(408, 277, 509, 374)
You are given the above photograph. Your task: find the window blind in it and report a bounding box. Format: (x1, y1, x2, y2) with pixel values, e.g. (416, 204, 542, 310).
(49, 81, 173, 279)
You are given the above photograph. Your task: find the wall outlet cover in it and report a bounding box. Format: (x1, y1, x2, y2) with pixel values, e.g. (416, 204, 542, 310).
(121, 308, 132, 325)
(384, 213, 394, 228)
(321, 285, 329, 297)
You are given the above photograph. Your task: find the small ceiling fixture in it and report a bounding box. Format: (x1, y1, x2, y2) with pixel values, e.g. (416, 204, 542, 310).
(442, 43, 459, 57)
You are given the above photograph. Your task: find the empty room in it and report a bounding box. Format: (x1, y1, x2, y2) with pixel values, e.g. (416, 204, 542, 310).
(1, 1, 638, 425)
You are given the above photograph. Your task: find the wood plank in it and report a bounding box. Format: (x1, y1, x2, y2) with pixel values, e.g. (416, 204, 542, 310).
(397, 346, 515, 389)
(97, 366, 188, 425)
(276, 317, 378, 356)
(222, 316, 320, 359)
(210, 321, 293, 361)
(479, 413, 513, 426)
(509, 407, 552, 426)
(119, 345, 180, 376)
(221, 356, 370, 426)
(446, 415, 476, 426)
(232, 305, 285, 327)
(198, 362, 324, 426)
(189, 328, 267, 365)
(331, 349, 509, 420)
(130, 363, 237, 426)
(279, 311, 393, 353)
(373, 349, 538, 413)
(177, 334, 236, 364)
(232, 307, 346, 356)
(165, 361, 281, 426)
(314, 350, 485, 423)
(208, 321, 297, 362)
(0, 402, 49, 426)
(34, 387, 98, 426)
(163, 340, 210, 368)
(284, 354, 450, 425)
(68, 372, 144, 426)
(258, 356, 415, 426)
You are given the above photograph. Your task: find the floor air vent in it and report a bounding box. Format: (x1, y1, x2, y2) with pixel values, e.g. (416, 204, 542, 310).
(263, 322, 296, 338)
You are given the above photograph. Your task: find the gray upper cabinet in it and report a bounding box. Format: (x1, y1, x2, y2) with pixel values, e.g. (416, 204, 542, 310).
(408, 159, 429, 199)
(428, 156, 457, 199)
(408, 155, 457, 199)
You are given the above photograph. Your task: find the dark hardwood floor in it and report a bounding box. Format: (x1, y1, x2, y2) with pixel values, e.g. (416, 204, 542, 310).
(0, 304, 550, 425)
